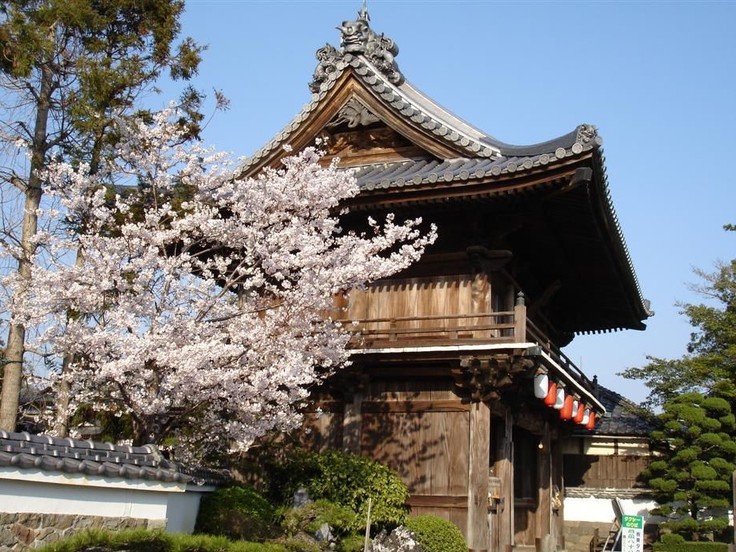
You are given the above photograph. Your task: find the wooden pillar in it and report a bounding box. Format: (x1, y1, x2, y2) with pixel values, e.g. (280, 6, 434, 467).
(467, 400, 491, 551)
(342, 391, 362, 454)
(551, 434, 564, 549)
(496, 411, 514, 550)
(537, 422, 552, 548)
(472, 271, 490, 339)
(514, 292, 527, 341)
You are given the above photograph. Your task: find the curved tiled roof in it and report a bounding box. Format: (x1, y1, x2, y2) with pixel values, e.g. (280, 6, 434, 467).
(236, 9, 652, 333)
(0, 430, 196, 484)
(579, 386, 654, 437)
(352, 126, 597, 191)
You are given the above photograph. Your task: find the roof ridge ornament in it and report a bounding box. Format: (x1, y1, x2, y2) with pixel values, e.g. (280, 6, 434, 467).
(309, 8, 404, 93)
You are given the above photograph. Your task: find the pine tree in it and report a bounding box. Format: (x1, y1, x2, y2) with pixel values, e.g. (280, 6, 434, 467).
(642, 392, 736, 540)
(0, 0, 203, 431)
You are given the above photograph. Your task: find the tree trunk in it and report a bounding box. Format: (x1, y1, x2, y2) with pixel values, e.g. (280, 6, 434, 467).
(0, 63, 53, 431)
(52, 248, 86, 437)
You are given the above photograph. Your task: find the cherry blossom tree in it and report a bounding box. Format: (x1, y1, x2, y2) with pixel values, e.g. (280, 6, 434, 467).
(9, 109, 436, 457)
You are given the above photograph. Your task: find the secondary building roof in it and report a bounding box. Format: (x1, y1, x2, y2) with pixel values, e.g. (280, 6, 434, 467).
(0, 430, 215, 485)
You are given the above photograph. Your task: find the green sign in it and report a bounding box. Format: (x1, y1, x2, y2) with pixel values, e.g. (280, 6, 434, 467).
(621, 515, 644, 552)
(622, 515, 643, 529)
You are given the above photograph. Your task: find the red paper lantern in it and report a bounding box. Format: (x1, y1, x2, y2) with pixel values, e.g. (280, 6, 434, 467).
(586, 411, 597, 430)
(559, 395, 574, 420)
(544, 381, 557, 406)
(573, 402, 586, 423)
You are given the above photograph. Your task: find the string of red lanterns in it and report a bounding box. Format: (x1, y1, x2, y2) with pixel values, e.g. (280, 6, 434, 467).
(533, 371, 598, 430)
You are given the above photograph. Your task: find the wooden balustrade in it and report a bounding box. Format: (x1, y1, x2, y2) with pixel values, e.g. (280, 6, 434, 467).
(344, 295, 596, 395)
(346, 310, 517, 348)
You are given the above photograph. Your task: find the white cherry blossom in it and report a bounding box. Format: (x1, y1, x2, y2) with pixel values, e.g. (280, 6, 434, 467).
(11, 109, 436, 458)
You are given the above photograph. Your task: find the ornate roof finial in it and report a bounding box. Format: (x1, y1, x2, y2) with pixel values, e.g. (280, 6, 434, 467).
(309, 7, 404, 93)
(359, 0, 369, 23)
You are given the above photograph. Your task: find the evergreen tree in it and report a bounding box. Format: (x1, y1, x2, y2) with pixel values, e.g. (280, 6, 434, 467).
(0, 0, 203, 431)
(642, 392, 736, 540)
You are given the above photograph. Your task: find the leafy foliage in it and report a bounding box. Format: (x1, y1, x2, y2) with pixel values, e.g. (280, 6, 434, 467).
(653, 542, 728, 552)
(280, 499, 357, 538)
(195, 484, 277, 542)
(405, 515, 467, 552)
(642, 392, 736, 540)
(263, 449, 410, 532)
(37, 528, 287, 552)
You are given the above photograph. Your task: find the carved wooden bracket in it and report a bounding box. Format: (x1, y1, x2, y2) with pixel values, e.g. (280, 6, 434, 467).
(453, 354, 536, 402)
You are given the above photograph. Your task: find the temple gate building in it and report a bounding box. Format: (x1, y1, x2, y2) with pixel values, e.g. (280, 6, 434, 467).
(240, 9, 652, 552)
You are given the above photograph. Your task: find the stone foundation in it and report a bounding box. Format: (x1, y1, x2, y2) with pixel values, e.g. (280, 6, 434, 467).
(564, 519, 658, 552)
(565, 520, 613, 552)
(0, 512, 166, 550)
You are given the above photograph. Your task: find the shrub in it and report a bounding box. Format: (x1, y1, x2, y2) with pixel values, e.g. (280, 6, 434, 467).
(660, 533, 686, 545)
(653, 542, 728, 552)
(195, 484, 277, 541)
(37, 529, 288, 551)
(405, 515, 467, 552)
(264, 449, 409, 532)
(337, 534, 365, 552)
(281, 499, 357, 538)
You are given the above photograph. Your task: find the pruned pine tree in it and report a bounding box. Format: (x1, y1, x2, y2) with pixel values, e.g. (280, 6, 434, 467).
(0, 0, 203, 431)
(643, 392, 736, 540)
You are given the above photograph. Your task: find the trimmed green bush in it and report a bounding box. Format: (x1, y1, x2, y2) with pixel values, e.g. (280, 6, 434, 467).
(264, 449, 409, 532)
(660, 533, 686, 545)
(405, 514, 467, 552)
(653, 542, 728, 552)
(195, 484, 277, 541)
(337, 534, 365, 552)
(37, 528, 288, 552)
(281, 499, 357, 538)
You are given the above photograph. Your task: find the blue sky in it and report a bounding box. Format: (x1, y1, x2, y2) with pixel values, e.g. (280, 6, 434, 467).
(167, 0, 736, 405)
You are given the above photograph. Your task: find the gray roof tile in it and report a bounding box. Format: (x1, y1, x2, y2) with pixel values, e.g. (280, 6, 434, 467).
(0, 430, 214, 484)
(577, 386, 654, 437)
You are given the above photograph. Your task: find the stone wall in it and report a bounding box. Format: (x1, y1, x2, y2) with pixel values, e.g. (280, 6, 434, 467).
(0, 512, 166, 550)
(564, 519, 658, 552)
(565, 519, 613, 552)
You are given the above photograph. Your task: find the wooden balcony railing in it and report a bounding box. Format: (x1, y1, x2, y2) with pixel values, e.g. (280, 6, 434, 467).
(347, 293, 527, 348)
(346, 292, 597, 393)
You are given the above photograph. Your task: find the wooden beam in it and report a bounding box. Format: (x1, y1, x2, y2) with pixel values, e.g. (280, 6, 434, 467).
(407, 495, 468, 509)
(361, 400, 471, 413)
(537, 421, 552, 542)
(496, 411, 514, 549)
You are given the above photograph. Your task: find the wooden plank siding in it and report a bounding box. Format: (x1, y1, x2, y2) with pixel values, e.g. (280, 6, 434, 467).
(563, 454, 650, 489)
(360, 378, 470, 498)
(335, 274, 520, 346)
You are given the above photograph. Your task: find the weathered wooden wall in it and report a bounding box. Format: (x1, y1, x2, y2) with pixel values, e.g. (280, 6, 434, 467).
(564, 454, 649, 489)
(360, 377, 470, 530)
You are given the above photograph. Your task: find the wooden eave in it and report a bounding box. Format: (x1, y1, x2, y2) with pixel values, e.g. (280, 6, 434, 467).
(343, 154, 590, 212)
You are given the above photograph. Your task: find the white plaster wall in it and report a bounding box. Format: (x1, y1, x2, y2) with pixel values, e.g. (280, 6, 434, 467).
(0, 478, 169, 520)
(0, 468, 213, 534)
(166, 489, 210, 533)
(565, 496, 659, 523)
